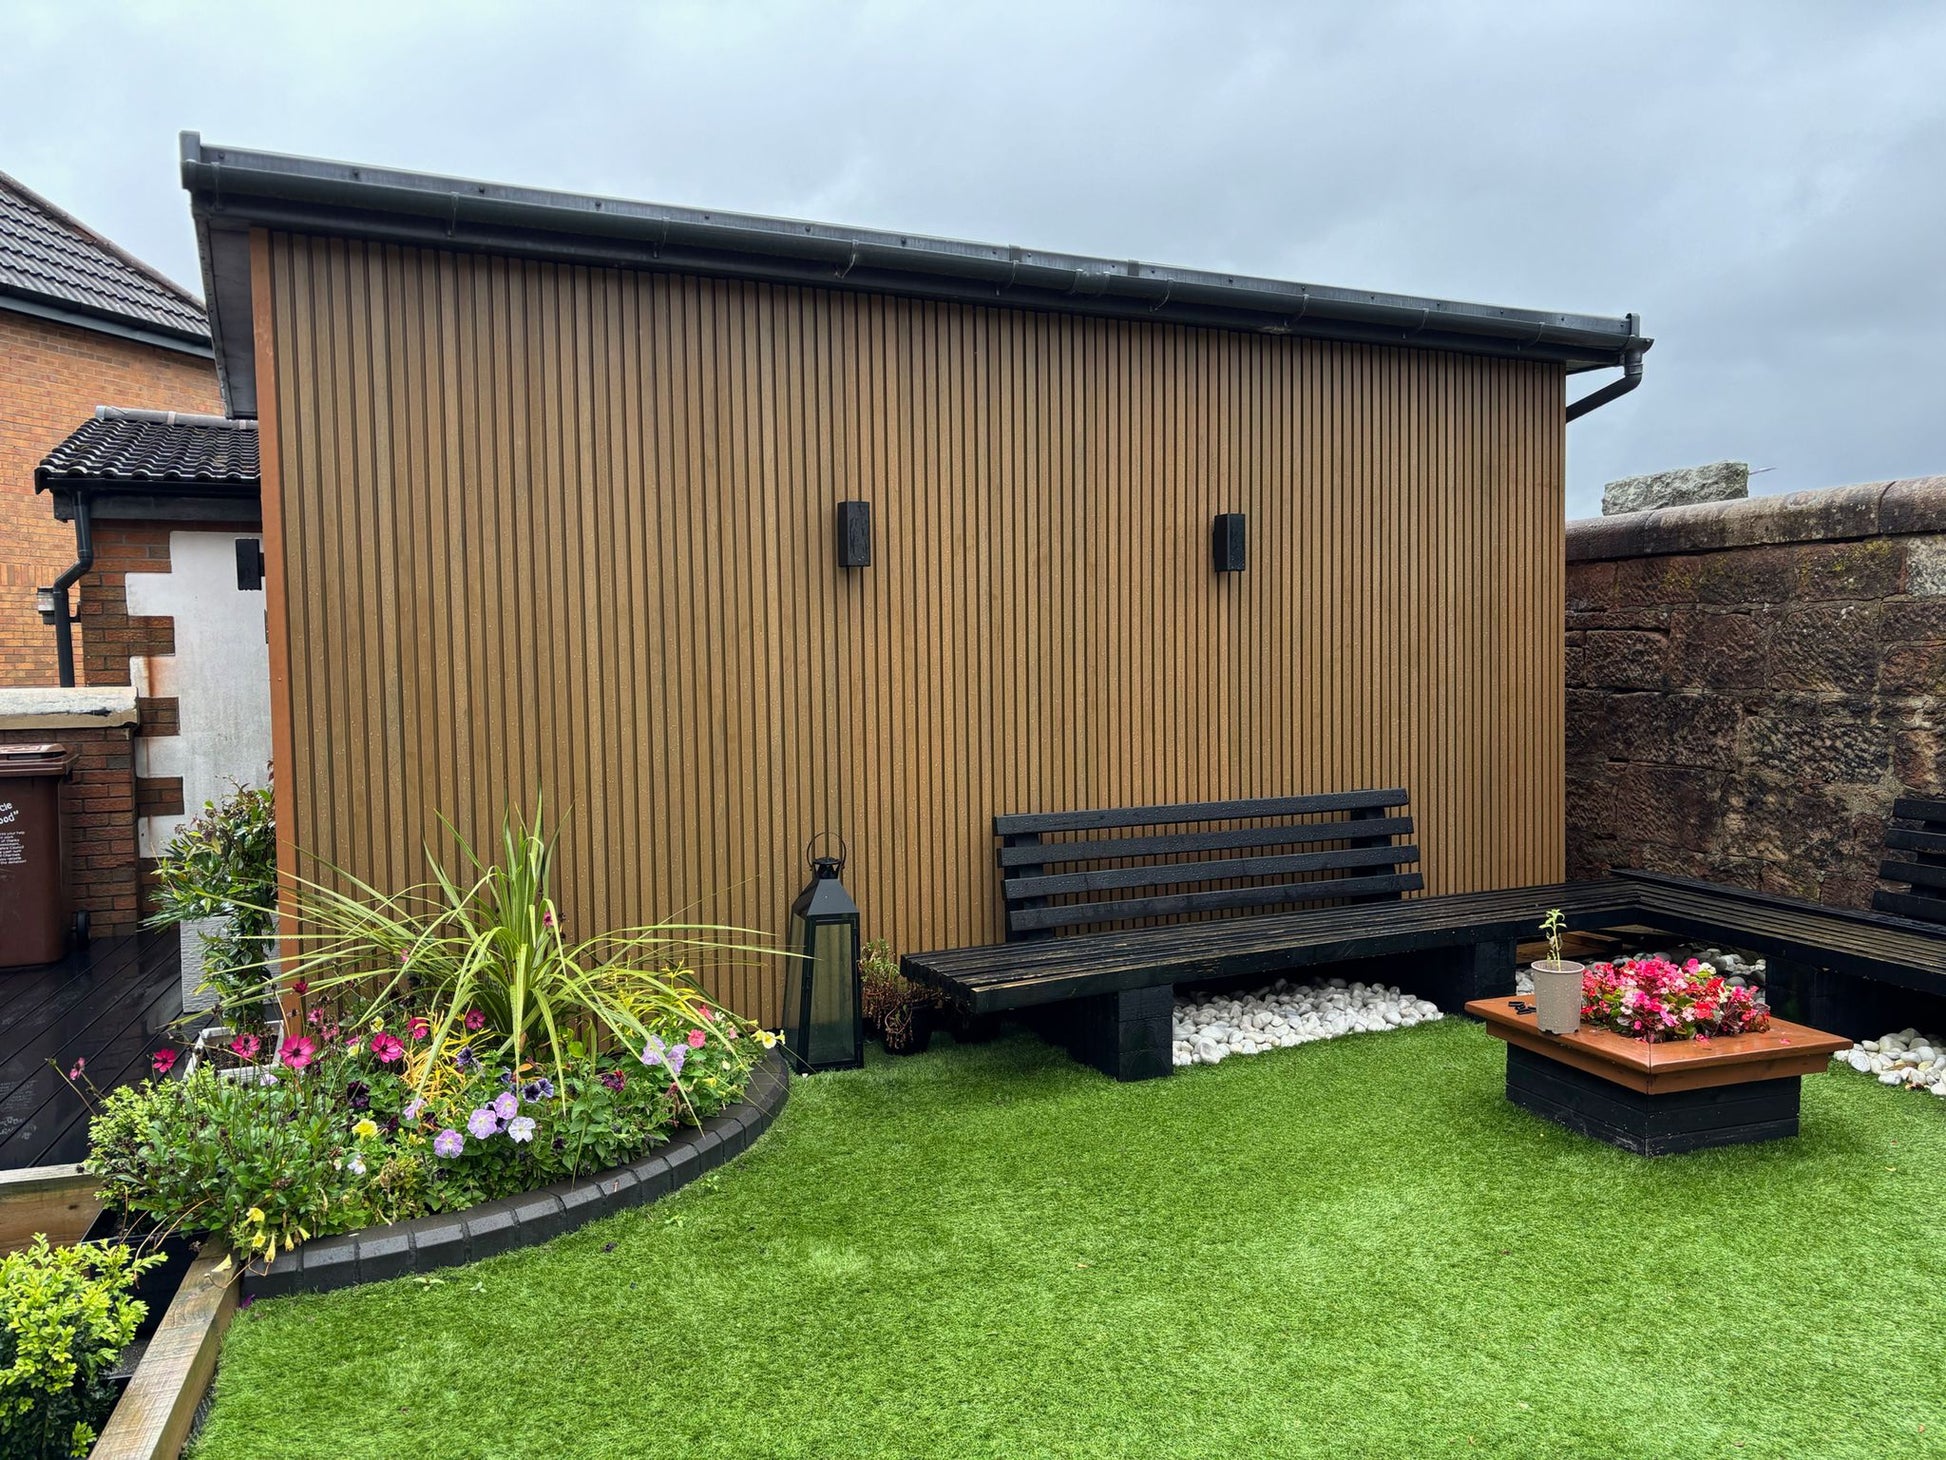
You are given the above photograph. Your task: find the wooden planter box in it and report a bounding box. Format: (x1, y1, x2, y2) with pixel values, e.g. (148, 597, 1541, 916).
(1466, 996, 1851, 1155)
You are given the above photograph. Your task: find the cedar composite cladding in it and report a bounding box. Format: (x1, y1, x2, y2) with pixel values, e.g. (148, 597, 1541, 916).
(255, 229, 1565, 1023)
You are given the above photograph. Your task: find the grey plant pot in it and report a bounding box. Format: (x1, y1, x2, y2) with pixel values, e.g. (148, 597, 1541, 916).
(1530, 960, 1586, 1034)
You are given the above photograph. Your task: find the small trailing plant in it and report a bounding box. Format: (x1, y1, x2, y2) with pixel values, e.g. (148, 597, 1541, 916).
(148, 782, 277, 1018)
(0, 1236, 163, 1459)
(1540, 908, 1567, 966)
(858, 937, 938, 1047)
(1580, 956, 1771, 1043)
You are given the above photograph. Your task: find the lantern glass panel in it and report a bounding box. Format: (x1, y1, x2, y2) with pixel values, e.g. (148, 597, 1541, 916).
(782, 908, 808, 1040)
(807, 918, 859, 1067)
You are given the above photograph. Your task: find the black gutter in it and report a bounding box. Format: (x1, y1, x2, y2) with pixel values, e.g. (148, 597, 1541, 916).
(181, 133, 1651, 418)
(46, 493, 94, 688)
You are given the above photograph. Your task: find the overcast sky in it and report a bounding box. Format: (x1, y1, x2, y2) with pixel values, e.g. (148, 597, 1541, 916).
(6, 0, 1942, 516)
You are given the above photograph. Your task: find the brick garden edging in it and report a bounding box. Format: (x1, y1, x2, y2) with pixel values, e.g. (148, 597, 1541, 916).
(240, 1052, 789, 1300)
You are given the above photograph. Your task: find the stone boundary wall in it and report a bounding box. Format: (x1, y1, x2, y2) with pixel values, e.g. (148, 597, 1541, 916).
(1567, 477, 1946, 909)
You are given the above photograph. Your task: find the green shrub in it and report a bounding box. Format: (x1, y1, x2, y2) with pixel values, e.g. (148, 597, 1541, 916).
(148, 782, 277, 1018)
(0, 1236, 162, 1458)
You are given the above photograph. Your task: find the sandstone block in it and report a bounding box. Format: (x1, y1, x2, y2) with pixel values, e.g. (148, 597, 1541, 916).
(1602, 461, 1749, 516)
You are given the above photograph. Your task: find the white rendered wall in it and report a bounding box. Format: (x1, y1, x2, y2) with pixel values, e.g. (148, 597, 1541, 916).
(125, 532, 271, 1007)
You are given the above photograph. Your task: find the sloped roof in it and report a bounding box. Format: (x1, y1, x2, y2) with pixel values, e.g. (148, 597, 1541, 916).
(179, 134, 1648, 420)
(1, 169, 211, 353)
(35, 407, 258, 492)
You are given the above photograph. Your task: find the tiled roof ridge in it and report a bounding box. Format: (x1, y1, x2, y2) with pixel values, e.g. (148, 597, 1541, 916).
(95, 404, 254, 430)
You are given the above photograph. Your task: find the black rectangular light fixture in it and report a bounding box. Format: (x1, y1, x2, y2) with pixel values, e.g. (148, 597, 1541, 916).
(836, 501, 872, 568)
(1211, 513, 1247, 573)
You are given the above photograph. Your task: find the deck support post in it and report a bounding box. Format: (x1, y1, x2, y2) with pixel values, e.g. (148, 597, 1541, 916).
(1406, 938, 1518, 1014)
(1049, 985, 1174, 1081)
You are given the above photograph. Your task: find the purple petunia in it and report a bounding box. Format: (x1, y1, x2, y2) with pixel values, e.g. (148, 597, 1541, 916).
(641, 1035, 666, 1067)
(522, 1077, 555, 1102)
(467, 1106, 501, 1139)
(666, 1045, 687, 1077)
(433, 1128, 464, 1158)
(454, 1047, 479, 1073)
(402, 1098, 425, 1122)
(600, 1069, 626, 1092)
(345, 1080, 371, 1112)
(492, 1091, 518, 1122)
(507, 1115, 536, 1143)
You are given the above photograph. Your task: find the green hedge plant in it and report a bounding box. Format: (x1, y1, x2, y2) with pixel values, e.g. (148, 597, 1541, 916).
(148, 782, 277, 1019)
(0, 1236, 162, 1459)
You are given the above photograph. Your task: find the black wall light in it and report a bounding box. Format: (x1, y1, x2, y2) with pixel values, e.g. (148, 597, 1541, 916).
(1212, 513, 1247, 573)
(836, 501, 872, 568)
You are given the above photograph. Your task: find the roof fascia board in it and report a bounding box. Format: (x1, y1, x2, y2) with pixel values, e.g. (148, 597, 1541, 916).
(0, 289, 214, 358)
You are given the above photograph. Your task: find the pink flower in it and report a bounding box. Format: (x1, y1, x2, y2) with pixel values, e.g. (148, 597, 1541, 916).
(67, 1058, 86, 1080)
(151, 1049, 179, 1076)
(281, 1036, 316, 1071)
(464, 1009, 486, 1032)
(686, 1029, 707, 1049)
(307, 1008, 323, 1025)
(228, 1033, 262, 1062)
(542, 908, 556, 928)
(370, 1032, 405, 1064)
(408, 1016, 431, 1041)
(290, 978, 309, 997)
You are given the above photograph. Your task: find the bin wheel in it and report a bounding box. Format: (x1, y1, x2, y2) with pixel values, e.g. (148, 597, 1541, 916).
(72, 910, 91, 948)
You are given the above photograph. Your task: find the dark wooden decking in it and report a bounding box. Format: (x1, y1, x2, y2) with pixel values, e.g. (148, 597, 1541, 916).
(0, 932, 182, 1169)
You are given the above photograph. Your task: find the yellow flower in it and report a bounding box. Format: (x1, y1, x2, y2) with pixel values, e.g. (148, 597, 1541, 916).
(353, 1117, 378, 1140)
(756, 1030, 779, 1049)
(370, 1016, 385, 1032)
(247, 1206, 265, 1225)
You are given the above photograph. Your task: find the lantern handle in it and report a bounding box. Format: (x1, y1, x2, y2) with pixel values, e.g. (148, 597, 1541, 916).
(806, 831, 848, 872)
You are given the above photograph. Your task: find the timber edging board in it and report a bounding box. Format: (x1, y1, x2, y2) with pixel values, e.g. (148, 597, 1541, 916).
(240, 1051, 790, 1300)
(88, 1251, 237, 1460)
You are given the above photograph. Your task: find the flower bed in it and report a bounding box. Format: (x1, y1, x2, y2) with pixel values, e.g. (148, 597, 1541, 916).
(89, 998, 771, 1269)
(1579, 956, 1770, 1043)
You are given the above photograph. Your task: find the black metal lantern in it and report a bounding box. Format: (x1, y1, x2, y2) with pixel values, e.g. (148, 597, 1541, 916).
(783, 834, 864, 1071)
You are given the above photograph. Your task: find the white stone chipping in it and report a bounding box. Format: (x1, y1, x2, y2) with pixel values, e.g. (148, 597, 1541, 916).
(1171, 976, 1443, 1068)
(1838, 1027, 1946, 1097)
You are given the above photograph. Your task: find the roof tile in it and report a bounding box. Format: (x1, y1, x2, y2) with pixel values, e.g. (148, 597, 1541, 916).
(36, 410, 258, 490)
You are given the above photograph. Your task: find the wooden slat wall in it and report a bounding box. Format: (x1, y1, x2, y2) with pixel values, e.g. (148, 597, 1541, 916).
(259, 229, 1565, 1023)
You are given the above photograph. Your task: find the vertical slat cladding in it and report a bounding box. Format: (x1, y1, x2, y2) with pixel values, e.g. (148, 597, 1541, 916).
(266, 233, 1565, 1022)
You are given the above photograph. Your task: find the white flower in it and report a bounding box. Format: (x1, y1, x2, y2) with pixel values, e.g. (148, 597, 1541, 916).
(348, 1155, 367, 1176)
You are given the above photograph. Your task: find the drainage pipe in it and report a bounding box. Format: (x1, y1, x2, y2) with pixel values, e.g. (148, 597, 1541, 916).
(47, 491, 95, 688)
(1566, 314, 1647, 421)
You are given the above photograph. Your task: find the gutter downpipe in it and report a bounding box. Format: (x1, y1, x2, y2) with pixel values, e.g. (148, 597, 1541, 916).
(1565, 313, 1647, 422)
(48, 491, 95, 688)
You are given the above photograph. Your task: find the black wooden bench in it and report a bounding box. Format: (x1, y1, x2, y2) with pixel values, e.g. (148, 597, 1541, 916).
(904, 789, 1946, 1082)
(902, 789, 1632, 1080)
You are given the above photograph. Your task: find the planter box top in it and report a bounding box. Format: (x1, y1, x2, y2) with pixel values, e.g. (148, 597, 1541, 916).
(1466, 996, 1851, 1094)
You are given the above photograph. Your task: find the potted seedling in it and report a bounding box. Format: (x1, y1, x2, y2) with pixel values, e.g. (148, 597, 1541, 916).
(1531, 908, 1586, 1034)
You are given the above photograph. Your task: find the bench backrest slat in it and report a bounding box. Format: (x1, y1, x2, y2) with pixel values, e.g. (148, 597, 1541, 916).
(994, 787, 1405, 838)
(995, 789, 1421, 940)
(1007, 873, 1425, 935)
(1876, 802, 1946, 925)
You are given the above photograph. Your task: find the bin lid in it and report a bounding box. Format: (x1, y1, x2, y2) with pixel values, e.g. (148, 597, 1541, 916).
(0, 744, 74, 778)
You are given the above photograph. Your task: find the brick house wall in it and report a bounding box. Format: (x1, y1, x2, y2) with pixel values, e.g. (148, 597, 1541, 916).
(0, 699, 140, 935)
(0, 311, 220, 685)
(1566, 478, 1946, 909)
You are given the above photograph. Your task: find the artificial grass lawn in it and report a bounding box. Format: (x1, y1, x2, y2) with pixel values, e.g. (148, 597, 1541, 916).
(193, 1018, 1946, 1459)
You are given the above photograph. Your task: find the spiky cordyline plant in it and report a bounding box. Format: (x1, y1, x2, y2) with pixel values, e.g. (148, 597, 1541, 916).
(252, 806, 779, 1092)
